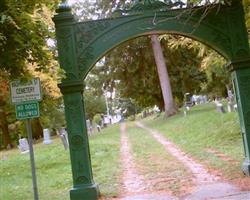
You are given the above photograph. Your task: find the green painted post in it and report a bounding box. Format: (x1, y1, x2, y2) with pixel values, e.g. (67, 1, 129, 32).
(53, 2, 99, 200)
(60, 82, 99, 200)
(230, 58, 250, 176)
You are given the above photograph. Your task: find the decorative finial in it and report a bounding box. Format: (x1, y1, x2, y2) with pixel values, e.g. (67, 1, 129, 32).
(56, 0, 71, 13)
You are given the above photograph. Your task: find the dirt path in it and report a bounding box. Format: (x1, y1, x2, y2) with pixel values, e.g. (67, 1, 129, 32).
(136, 122, 250, 200)
(118, 123, 177, 200)
(136, 122, 218, 185)
(115, 122, 250, 200)
(120, 123, 145, 194)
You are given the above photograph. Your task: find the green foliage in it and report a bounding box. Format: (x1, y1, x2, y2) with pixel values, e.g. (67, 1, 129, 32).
(93, 113, 102, 125)
(0, 0, 59, 77)
(73, 0, 248, 110)
(162, 35, 207, 101)
(40, 97, 65, 130)
(243, 0, 250, 38)
(116, 98, 141, 118)
(83, 89, 106, 120)
(97, 35, 207, 109)
(200, 51, 229, 97)
(0, 0, 63, 148)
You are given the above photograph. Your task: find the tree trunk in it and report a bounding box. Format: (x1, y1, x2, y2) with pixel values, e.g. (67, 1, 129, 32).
(31, 118, 43, 139)
(150, 34, 177, 117)
(0, 107, 13, 149)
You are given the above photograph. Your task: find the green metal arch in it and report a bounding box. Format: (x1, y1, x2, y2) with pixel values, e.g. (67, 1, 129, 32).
(72, 3, 249, 80)
(53, 1, 250, 199)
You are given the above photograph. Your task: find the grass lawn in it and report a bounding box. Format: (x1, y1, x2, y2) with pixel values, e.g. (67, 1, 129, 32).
(126, 122, 193, 195)
(1, 103, 248, 199)
(0, 124, 121, 200)
(143, 103, 244, 180)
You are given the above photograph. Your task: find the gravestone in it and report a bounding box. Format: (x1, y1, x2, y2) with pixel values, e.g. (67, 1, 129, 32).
(43, 128, 52, 144)
(59, 128, 69, 150)
(215, 101, 225, 113)
(227, 101, 234, 112)
(234, 104, 238, 111)
(96, 124, 101, 132)
(86, 120, 93, 135)
(227, 90, 234, 112)
(18, 138, 29, 154)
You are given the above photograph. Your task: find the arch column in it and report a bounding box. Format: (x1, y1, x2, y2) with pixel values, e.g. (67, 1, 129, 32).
(229, 58, 250, 176)
(59, 82, 99, 200)
(53, 3, 99, 200)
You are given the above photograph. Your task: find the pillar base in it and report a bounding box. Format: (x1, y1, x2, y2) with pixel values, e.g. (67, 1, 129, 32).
(242, 160, 250, 176)
(70, 184, 100, 200)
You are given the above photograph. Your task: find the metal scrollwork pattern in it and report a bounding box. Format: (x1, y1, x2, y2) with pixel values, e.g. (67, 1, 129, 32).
(71, 135, 84, 150)
(75, 21, 111, 51)
(57, 27, 78, 80)
(65, 99, 82, 132)
(78, 46, 94, 72)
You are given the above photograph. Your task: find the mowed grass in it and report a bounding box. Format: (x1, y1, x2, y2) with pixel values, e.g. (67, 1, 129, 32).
(1, 104, 248, 200)
(126, 122, 193, 195)
(0, 124, 121, 200)
(90, 124, 121, 198)
(143, 103, 244, 180)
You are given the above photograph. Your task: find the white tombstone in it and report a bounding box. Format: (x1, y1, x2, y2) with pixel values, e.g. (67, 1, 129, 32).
(43, 128, 52, 144)
(227, 102, 234, 112)
(234, 104, 238, 111)
(59, 128, 68, 150)
(18, 138, 29, 154)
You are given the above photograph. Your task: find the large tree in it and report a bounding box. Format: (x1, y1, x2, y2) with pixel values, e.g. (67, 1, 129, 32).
(88, 35, 206, 111)
(72, 0, 249, 116)
(0, 0, 59, 76)
(151, 34, 177, 117)
(0, 0, 62, 148)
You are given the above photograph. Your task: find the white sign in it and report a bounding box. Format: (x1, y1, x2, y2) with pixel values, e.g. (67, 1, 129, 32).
(10, 78, 42, 103)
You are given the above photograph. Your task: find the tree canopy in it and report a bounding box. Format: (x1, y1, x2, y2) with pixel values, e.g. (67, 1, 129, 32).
(0, 0, 63, 148)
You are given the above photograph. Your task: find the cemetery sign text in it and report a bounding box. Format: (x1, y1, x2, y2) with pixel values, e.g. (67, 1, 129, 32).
(10, 78, 42, 104)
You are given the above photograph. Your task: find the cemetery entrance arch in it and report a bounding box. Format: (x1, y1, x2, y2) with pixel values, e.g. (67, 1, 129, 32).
(53, 1, 250, 199)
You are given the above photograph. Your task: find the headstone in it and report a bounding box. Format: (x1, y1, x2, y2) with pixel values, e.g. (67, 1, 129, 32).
(86, 120, 93, 135)
(184, 110, 187, 117)
(234, 104, 238, 111)
(43, 128, 52, 144)
(18, 138, 29, 154)
(227, 90, 235, 112)
(215, 102, 225, 113)
(59, 128, 68, 150)
(96, 124, 101, 132)
(183, 105, 190, 117)
(103, 115, 110, 127)
(227, 102, 234, 112)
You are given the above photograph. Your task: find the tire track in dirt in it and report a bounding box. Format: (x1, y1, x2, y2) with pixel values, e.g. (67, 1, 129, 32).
(136, 122, 218, 185)
(118, 123, 178, 200)
(120, 122, 145, 194)
(135, 122, 250, 200)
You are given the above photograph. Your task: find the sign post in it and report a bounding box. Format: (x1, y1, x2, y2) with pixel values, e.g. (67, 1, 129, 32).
(10, 78, 42, 200)
(26, 118, 39, 200)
